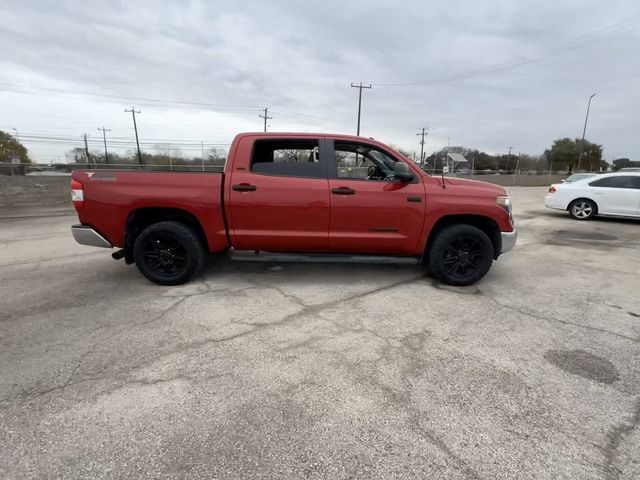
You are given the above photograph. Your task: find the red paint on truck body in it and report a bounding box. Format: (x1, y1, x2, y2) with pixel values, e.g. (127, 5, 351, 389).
(72, 132, 513, 257)
(72, 170, 228, 251)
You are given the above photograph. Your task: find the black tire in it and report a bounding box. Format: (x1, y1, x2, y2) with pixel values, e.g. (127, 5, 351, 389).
(568, 199, 597, 220)
(427, 224, 494, 286)
(133, 221, 205, 285)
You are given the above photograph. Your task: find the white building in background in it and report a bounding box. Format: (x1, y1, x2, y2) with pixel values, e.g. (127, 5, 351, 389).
(444, 152, 469, 173)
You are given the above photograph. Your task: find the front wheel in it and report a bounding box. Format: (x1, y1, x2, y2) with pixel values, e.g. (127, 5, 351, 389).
(133, 221, 205, 285)
(427, 224, 494, 286)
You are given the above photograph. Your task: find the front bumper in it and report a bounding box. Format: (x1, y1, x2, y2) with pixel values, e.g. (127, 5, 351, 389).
(71, 225, 112, 248)
(500, 230, 517, 254)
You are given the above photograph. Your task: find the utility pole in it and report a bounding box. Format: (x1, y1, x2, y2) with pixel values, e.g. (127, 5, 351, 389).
(416, 128, 428, 165)
(507, 146, 514, 172)
(576, 93, 596, 172)
(12, 128, 20, 143)
(97, 127, 111, 164)
(201, 141, 205, 171)
(83, 133, 92, 166)
(259, 108, 272, 132)
(350, 82, 372, 136)
(124, 107, 142, 165)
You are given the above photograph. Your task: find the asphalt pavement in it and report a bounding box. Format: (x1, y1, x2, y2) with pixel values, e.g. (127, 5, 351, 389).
(1, 187, 639, 479)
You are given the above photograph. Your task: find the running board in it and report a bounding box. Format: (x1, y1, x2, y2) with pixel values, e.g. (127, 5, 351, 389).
(229, 250, 420, 265)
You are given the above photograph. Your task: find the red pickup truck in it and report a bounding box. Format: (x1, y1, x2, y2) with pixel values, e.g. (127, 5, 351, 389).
(71, 132, 516, 286)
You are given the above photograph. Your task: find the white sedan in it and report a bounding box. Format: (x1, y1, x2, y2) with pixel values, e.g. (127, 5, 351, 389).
(545, 172, 640, 220)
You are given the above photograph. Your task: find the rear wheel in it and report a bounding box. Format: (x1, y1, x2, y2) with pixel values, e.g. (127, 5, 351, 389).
(568, 199, 596, 220)
(133, 221, 205, 285)
(427, 224, 494, 286)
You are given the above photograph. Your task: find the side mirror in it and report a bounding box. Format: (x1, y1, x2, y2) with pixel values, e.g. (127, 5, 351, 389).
(393, 162, 415, 183)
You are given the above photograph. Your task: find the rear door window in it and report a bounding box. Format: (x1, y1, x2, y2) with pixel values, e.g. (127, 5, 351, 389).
(251, 139, 324, 178)
(589, 176, 638, 189)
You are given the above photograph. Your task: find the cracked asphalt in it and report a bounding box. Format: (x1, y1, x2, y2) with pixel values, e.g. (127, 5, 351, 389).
(1, 187, 639, 479)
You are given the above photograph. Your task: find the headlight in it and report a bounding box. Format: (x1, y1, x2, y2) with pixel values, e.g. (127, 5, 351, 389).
(496, 195, 512, 214)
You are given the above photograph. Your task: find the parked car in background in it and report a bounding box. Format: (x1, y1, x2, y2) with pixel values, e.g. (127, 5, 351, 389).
(545, 172, 640, 220)
(561, 173, 597, 183)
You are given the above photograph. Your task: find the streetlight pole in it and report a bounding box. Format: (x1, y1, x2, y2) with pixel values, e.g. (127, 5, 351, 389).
(576, 93, 596, 172)
(12, 128, 20, 143)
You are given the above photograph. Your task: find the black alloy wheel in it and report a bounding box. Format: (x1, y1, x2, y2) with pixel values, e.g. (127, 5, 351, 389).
(133, 221, 205, 285)
(142, 234, 188, 277)
(428, 224, 494, 286)
(442, 236, 484, 279)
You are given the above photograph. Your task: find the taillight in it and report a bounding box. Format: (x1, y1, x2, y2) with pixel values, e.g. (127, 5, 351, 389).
(548, 186, 556, 193)
(71, 179, 84, 208)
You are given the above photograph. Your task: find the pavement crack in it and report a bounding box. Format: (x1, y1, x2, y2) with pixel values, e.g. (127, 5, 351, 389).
(602, 397, 640, 480)
(3, 296, 191, 405)
(353, 350, 480, 479)
(478, 289, 639, 344)
(5, 275, 425, 407)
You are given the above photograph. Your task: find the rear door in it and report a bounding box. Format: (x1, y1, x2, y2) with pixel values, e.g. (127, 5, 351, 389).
(587, 176, 640, 216)
(326, 140, 426, 255)
(227, 137, 331, 251)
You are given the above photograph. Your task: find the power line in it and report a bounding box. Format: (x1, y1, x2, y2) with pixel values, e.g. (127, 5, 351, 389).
(12, 133, 230, 146)
(0, 83, 260, 112)
(269, 109, 350, 125)
(350, 82, 372, 136)
(375, 14, 640, 87)
(0, 85, 350, 126)
(259, 107, 272, 132)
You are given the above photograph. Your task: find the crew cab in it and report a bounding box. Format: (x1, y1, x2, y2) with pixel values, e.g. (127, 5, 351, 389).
(70, 133, 516, 286)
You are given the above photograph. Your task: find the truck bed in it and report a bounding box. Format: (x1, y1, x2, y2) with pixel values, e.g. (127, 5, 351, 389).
(72, 170, 228, 251)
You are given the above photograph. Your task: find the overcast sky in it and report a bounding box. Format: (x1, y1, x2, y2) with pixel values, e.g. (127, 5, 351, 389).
(1, 0, 639, 162)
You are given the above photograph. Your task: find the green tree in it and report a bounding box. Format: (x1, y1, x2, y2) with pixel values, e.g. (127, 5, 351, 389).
(611, 158, 640, 171)
(543, 138, 604, 172)
(612, 158, 630, 171)
(65, 147, 88, 164)
(0, 130, 31, 174)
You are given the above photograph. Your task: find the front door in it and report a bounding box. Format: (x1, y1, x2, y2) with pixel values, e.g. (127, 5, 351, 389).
(327, 140, 426, 255)
(227, 138, 331, 251)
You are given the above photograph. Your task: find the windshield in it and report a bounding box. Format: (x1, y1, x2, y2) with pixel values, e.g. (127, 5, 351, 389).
(565, 174, 596, 183)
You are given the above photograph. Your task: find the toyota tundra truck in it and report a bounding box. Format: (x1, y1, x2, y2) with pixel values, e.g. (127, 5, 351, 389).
(70, 132, 516, 285)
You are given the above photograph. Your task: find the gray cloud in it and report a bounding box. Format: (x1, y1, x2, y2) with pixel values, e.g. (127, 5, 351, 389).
(1, 0, 638, 161)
